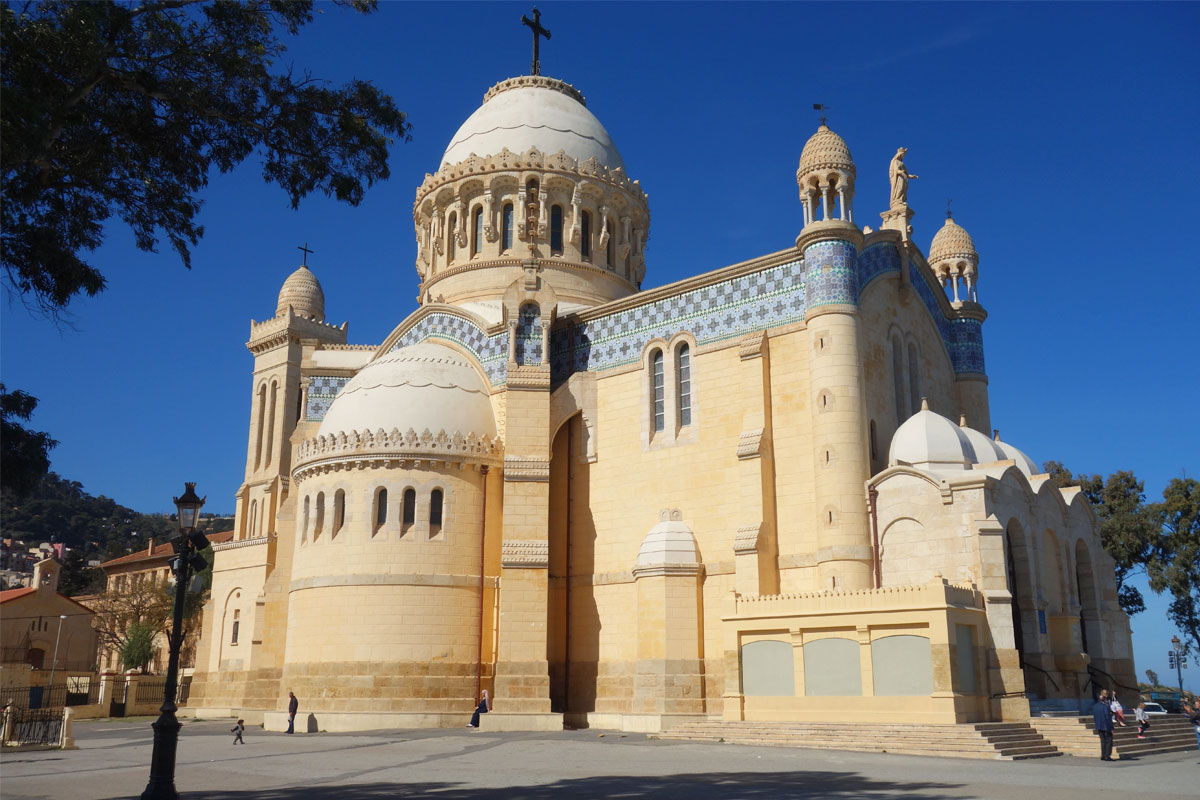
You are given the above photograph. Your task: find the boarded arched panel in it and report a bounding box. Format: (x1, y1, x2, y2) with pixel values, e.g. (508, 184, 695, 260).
(803, 637, 862, 696)
(871, 635, 934, 696)
(740, 640, 794, 696)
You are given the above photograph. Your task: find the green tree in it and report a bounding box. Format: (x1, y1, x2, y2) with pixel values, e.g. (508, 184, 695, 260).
(1043, 462, 1157, 616)
(0, 384, 58, 498)
(119, 621, 158, 673)
(1149, 477, 1200, 654)
(1145, 668, 1160, 687)
(1, 0, 410, 313)
(58, 548, 105, 596)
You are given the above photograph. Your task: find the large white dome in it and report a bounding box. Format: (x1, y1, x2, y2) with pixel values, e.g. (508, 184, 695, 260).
(317, 342, 496, 440)
(441, 76, 624, 170)
(888, 401, 976, 472)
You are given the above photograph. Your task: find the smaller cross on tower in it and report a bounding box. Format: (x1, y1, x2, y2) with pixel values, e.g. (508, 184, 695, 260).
(297, 243, 314, 266)
(521, 7, 551, 76)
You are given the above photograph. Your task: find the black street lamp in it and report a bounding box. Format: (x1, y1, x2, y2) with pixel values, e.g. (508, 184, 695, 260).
(141, 483, 208, 800)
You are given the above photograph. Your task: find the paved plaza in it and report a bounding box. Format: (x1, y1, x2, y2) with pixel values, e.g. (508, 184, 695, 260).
(1, 718, 1197, 800)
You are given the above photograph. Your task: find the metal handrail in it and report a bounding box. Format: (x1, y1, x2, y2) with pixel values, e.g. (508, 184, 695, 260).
(1021, 660, 1061, 693)
(1086, 663, 1139, 694)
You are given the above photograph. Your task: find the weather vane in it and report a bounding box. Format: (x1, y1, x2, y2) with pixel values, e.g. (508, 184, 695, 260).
(521, 7, 551, 76)
(298, 243, 314, 266)
(813, 103, 828, 126)
(946, 199, 953, 219)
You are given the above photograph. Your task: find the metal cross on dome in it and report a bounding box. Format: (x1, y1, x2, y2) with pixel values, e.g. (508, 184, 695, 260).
(297, 242, 314, 266)
(521, 7, 551, 76)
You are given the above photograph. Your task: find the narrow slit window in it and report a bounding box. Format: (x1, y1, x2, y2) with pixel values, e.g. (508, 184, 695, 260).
(447, 212, 456, 260)
(472, 207, 483, 256)
(502, 203, 514, 251)
(314, 492, 325, 540)
(676, 344, 692, 427)
(581, 210, 592, 260)
(550, 205, 564, 254)
(652, 350, 665, 433)
(231, 610, 240, 645)
(301, 495, 310, 544)
(401, 488, 416, 535)
(374, 488, 388, 535)
(333, 489, 345, 538)
(429, 489, 444, 538)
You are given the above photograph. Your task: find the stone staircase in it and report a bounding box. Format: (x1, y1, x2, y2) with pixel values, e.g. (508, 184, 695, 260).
(1029, 714, 1198, 759)
(653, 720, 1061, 760)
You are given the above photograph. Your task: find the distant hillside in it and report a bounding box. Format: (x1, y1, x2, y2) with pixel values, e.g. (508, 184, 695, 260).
(1, 472, 233, 560)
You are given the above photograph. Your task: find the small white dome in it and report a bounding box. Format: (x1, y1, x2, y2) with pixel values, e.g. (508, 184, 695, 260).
(442, 76, 624, 170)
(317, 342, 496, 441)
(276, 265, 325, 320)
(992, 433, 1038, 478)
(888, 401, 976, 472)
(635, 513, 699, 570)
(958, 418, 1006, 463)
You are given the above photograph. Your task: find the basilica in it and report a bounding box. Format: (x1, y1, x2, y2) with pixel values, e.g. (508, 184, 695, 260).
(189, 69, 1136, 733)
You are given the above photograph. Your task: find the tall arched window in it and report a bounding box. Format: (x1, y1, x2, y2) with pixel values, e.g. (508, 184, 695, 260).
(502, 203, 514, 251)
(264, 381, 278, 467)
(430, 489, 444, 538)
(472, 207, 483, 256)
(891, 334, 906, 424)
(254, 385, 266, 469)
(374, 488, 388, 536)
(314, 492, 325, 540)
(248, 499, 258, 540)
(401, 488, 416, 535)
(550, 205, 564, 254)
(651, 349, 665, 433)
(907, 342, 921, 417)
(676, 344, 692, 427)
(332, 489, 345, 538)
(447, 212, 457, 260)
(581, 210, 592, 260)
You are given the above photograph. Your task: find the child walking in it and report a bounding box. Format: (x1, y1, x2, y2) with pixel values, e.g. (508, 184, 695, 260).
(1135, 703, 1150, 739)
(231, 719, 245, 745)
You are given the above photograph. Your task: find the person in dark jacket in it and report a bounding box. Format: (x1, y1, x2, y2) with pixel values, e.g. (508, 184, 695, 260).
(1185, 700, 1200, 751)
(287, 691, 298, 734)
(467, 689, 491, 729)
(1093, 691, 1115, 760)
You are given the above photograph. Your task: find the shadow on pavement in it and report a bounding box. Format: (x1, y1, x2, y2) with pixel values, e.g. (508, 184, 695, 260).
(193, 771, 964, 799)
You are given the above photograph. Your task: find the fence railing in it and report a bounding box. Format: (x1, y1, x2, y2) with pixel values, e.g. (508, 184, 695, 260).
(135, 677, 167, 704)
(2, 707, 63, 747)
(4, 679, 100, 710)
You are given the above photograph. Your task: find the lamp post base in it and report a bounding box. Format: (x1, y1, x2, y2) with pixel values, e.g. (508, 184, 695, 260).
(140, 704, 181, 799)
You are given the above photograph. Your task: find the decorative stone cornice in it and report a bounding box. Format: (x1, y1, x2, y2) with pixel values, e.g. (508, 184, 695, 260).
(631, 562, 702, 579)
(483, 75, 586, 106)
(247, 308, 348, 354)
(795, 219, 864, 252)
(505, 364, 551, 390)
(737, 429, 765, 460)
(503, 455, 550, 482)
(501, 539, 549, 568)
(738, 331, 767, 360)
(212, 536, 271, 553)
(733, 524, 762, 554)
(292, 427, 502, 481)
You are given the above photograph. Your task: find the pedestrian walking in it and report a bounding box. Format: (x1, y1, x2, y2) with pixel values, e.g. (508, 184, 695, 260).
(287, 691, 298, 734)
(1134, 702, 1149, 739)
(1093, 691, 1115, 761)
(231, 719, 245, 745)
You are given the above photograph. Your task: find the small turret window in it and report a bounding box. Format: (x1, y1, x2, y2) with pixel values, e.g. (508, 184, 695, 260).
(430, 489, 444, 538)
(472, 207, 483, 256)
(550, 205, 564, 254)
(502, 203, 513, 251)
(374, 488, 388, 536)
(332, 489, 345, 538)
(447, 212, 457, 260)
(301, 495, 310, 544)
(314, 492, 325, 540)
(401, 488, 416, 535)
(581, 210, 592, 261)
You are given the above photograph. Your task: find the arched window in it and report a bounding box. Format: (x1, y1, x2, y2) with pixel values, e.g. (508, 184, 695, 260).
(651, 349, 665, 433)
(472, 206, 483, 256)
(264, 381, 278, 467)
(401, 488, 416, 535)
(254, 385, 266, 469)
(891, 334, 906, 424)
(374, 488, 388, 535)
(301, 495, 310, 544)
(248, 499, 258, 540)
(332, 489, 345, 538)
(502, 203, 514, 251)
(907, 342, 921, 417)
(676, 343, 692, 427)
(430, 489, 444, 538)
(550, 205, 564, 254)
(606, 220, 615, 267)
(581, 210, 592, 260)
(314, 492, 325, 540)
(447, 212, 457, 260)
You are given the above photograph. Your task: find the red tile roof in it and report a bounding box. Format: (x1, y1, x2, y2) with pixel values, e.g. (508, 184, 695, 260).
(98, 530, 235, 569)
(0, 587, 35, 604)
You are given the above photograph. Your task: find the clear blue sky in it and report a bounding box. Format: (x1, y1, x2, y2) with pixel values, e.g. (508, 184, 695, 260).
(3, 2, 1197, 690)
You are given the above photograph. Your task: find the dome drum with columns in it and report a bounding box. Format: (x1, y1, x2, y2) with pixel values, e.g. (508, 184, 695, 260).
(190, 58, 1137, 735)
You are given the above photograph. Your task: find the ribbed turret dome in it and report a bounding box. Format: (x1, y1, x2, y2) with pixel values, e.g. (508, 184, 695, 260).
(441, 75, 625, 170)
(929, 216, 978, 265)
(276, 265, 325, 320)
(798, 125, 855, 176)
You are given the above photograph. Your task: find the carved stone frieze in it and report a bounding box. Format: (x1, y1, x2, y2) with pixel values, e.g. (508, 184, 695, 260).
(501, 539, 549, 568)
(738, 331, 768, 360)
(503, 455, 550, 482)
(737, 428, 765, 460)
(733, 524, 762, 555)
(292, 426, 502, 481)
(506, 363, 551, 390)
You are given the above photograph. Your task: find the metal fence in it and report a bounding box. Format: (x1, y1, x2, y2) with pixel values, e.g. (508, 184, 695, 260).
(4, 679, 99, 710)
(2, 707, 64, 747)
(135, 677, 167, 704)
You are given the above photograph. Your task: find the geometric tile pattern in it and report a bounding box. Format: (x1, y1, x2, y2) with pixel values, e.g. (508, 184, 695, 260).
(514, 303, 542, 366)
(907, 261, 986, 375)
(305, 375, 350, 422)
(858, 241, 901, 290)
(803, 240, 859, 308)
(549, 257, 807, 384)
(387, 311, 509, 385)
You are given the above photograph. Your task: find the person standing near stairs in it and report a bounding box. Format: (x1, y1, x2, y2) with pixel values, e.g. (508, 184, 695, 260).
(1184, 700, 1200, 751)
(1093, 690, 1115, 761)
(1134, 703, 1149, 739)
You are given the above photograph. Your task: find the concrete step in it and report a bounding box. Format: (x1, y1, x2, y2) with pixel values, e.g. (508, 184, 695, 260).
(1029, 715, 1198, 759)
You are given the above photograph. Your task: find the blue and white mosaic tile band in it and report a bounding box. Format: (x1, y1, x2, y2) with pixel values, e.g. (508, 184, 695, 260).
(803, 239, 859, 309)
(305, 376, 350, 421)
(858, 242, 901, 290)
(907, 262, 986, 375)
(387, 311, 508, 385)
(514, 303, 543, 366)
(550, 258, 807, 383)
